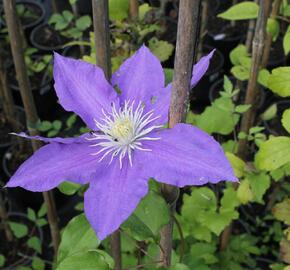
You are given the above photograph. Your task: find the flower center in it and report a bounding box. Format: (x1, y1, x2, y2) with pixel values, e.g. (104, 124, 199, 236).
(87, 100, 162, 169)
(111, 118, 133, 141)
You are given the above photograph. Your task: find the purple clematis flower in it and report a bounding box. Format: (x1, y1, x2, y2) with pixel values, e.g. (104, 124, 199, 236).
(6, 45, 237, 240)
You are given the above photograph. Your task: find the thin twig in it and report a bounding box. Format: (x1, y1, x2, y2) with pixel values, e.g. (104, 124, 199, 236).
(173, 215, 185, 263)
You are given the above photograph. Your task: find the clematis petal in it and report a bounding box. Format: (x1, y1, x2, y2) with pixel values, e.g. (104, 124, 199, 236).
(53, 53, 119, 129)
(10, 132, 88, 144)
(145, 84, 171, 126)
(6, 141, 101, 191)
(191, 50, 215, 88)
(84, 158, 148, 240)
(146, 50, 215, 126)
(111, 45, 164, 106)
(139, 123, 238, 187)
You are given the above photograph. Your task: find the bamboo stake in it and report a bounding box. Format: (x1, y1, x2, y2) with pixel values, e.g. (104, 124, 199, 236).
(220, 0, 271, 251)
(0, 192, 13, 242)
(92, 1, 121, 269)
(3, 0, 60, 254)
(245, 0, 259, 53)
(129, 0, 139, 20)
(261, 0, 282, 67)
(197, 0, 209, 59)
(0, 54, 16, 125)
(237, 0, 271, 160)
(159, 0, 201, 267)
(92, 0, 111, 78)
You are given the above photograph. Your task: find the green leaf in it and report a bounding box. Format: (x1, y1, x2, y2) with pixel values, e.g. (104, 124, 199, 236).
(56, 250, 112, 270)
(235, 104, 251, 114)
(122, 213, 155, 241)
(57, 214, 100, 264)
(190, 243, 217, 264)
(283, 26, 290, 55)
(164, 68, 174, 85)
(135, 191, 170, 235)
(148, 38, 174, 62)
(258, 68, 270, 88)
(32, 257, 45, 270)
(9, 222, 28, 238)
(255, 136, 290, 171)
(221, 186, 240, 211)
(231, 65, 249, 81)
(58, 181, 81, 195)
(222, 140, 238, 154)
(66, 114, 77, 128)
(195, 97, 239, 135)
(37, 204, 47, 218)
(62, 10, 74, 23)
(218, 2, 259, 20)
(237, 180, 254, 204)
(273, 199, 290, 225)
(69, 0, 77, 5)
(267, 18, 280, 41)
(268, 67, 290, 97)
(230, 45, 248, 66)
(247, 173, 271, 204)
(47, 129, 59, 137)
(27, 208, 37, 221)
(76, 16, 92, 31)
(109, 0, 129, 21)
(0, 254, 5, 267)
(169, 263, 191, 270)
(223, 75, 233, 93)
(226, 152, 245, 178)
(261, 103, 277, 121)
(28, 236, 42, 253)
(139, 3, 151, 20)
(182, 187, 217, 222)
(38, 121, 52, 132)
(52, 120, 62, 131)
(282, 109, 290, 133)
(122, 191, 170, 240)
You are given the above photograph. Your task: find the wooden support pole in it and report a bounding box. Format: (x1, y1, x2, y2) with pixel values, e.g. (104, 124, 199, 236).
(237, 0, 271, 160)
(261, 0, 282, 68)
(92, 1, 121, 269)
(220, 0, 271, 251)
(159, 0, 201, 267)
(92, 0, 111, 79)
(129, 0, 139, 20)
(3, 0, 60, 255)
(0, 192, 13, 242)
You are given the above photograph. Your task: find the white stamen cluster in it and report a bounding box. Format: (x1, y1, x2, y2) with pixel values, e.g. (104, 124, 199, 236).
(87, 100, 162, 169)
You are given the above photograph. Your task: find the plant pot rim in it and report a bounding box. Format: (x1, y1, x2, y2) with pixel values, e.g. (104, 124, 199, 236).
(9, 69, 52, 93)
(207, 18, 246, 42)
(2, 211, 43, 270)
(1, 0, 45, 30)
(0, 106, 25, 149)
(263, 99, 290, 136)
(30, 23, 66, 51)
